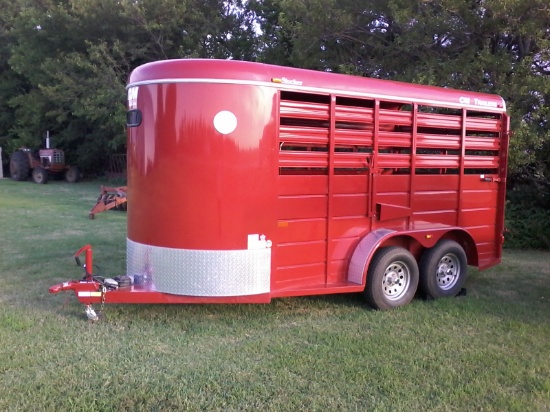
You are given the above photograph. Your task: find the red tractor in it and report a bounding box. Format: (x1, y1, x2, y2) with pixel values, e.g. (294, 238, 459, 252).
(9, 136, 80, 184)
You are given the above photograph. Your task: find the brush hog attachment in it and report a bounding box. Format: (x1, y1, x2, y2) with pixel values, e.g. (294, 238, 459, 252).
(89, 186, 127, 219)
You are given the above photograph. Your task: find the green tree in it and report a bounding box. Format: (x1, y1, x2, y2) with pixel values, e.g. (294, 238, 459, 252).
(0, 0, 26, 169)
(3, 0, 259, 172)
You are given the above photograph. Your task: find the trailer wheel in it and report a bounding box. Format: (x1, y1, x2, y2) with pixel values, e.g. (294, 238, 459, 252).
(9, 150, 30, 181)
(419, 240, 467, 299)
(364, 247, 419, 310)
(65, 166, 80, 183)
(32, 167, 49, 184)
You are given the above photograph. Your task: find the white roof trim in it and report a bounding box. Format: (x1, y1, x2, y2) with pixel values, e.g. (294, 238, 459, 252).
(127, 78, 507, 113)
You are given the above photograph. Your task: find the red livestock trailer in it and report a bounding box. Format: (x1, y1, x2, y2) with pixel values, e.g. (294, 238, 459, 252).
(50, 59, 510, 319)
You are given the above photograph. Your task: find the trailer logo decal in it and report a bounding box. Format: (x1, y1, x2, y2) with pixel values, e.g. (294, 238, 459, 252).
(459, 96, 498, 108)
(271, 77, 303, 86)
(213, 110, 238, 134)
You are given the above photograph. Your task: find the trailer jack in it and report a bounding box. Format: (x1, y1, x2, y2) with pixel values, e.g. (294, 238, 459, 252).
(85, 304, 99, 321)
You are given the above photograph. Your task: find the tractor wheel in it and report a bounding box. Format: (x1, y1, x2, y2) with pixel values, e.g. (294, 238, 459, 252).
(419, 240, 468, 299)
(32, 167, 49, 184)
(9, 150, 30, 181)
(65, 166, 81, 183)
(364, 246, 419, 310)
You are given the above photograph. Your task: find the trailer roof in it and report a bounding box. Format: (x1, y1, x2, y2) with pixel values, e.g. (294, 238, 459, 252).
(128, 59, 506, 112)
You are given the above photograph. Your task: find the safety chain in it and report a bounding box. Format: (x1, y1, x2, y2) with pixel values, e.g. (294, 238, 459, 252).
(98, 285, 107, 317)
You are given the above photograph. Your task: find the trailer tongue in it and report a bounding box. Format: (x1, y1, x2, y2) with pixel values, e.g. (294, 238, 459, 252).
(49, 244, 272, 320)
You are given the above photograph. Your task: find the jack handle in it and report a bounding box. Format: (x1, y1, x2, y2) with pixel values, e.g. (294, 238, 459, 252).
(74, 244, 93, 279)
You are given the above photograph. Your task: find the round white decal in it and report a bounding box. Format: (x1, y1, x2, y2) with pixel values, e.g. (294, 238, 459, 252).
(213, 110, 237, 134)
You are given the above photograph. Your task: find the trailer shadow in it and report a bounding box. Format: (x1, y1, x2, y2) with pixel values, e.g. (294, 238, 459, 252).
(44, 249, 550, 327)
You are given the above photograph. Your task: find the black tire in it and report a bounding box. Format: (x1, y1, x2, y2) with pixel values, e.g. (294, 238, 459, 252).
(419, 240, 468, 299)
(364, 246, 419, 310)
(9, 151, 30, 181)
(32, 166, 49, 184)
(65, 166, 80, 183)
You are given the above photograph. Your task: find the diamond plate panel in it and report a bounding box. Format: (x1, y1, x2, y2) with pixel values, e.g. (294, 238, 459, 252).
(127, 239, 271, 296)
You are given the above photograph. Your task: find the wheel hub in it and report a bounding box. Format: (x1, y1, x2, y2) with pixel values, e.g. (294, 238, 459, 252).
(382, 262, 410, 300)
(436, 254, 460, 290)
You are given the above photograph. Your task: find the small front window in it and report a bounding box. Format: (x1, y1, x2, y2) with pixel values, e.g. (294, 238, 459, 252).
(126, 109, 142, 127)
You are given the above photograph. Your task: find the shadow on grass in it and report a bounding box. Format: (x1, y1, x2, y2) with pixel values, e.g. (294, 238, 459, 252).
(46, 291, 372, 325)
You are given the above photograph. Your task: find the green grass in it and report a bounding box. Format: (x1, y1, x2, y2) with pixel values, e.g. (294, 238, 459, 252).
(0, 178, 549, 411)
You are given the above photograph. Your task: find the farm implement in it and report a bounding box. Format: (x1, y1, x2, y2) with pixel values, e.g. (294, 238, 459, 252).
(89, 186, 127, 219)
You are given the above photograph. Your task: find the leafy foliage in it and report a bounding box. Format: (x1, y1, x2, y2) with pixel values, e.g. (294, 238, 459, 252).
(0, 0, 258, 172)
(505, 201, 550, 249)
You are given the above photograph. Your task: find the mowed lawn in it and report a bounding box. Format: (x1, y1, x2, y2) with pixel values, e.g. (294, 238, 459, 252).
(0, 179, 549, 411)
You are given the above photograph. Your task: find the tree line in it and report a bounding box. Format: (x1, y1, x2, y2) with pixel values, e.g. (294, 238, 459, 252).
(1, 0, 549, 246)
